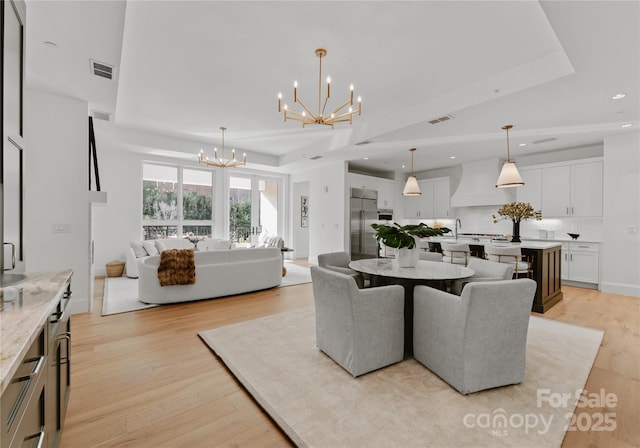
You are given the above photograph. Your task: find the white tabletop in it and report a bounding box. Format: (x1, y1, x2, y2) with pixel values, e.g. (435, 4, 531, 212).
(349, 258, 474, 281)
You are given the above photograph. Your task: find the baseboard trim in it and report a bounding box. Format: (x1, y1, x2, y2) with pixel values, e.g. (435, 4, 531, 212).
(600, 282, 640, 298)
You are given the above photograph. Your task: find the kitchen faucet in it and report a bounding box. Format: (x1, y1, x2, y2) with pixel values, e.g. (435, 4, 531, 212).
(455, 218, 462, 240)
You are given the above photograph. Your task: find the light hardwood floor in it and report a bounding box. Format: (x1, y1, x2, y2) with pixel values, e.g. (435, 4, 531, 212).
(61, 276, 639, 448)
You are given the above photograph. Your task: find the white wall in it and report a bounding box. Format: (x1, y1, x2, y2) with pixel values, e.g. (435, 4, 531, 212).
(291, 161, 347, 264)
(24, 89, 90, 313)
(601, 131, 640, 297)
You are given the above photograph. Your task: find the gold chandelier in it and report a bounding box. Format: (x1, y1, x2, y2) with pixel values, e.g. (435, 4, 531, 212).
(198, 127, 246, 168)
(278, 48, 361, 128)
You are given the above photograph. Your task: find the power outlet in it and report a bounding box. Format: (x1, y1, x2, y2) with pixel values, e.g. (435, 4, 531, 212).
(628, 225, 637, 234)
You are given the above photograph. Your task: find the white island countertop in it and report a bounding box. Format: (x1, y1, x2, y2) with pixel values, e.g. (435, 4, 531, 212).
(424, 237, 562, 250)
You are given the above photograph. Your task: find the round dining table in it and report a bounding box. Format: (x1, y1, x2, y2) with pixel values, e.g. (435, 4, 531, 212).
(349, 258, 474, 355)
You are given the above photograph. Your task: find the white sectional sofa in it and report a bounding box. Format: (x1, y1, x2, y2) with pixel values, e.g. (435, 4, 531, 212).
(137, 247, 282, 304)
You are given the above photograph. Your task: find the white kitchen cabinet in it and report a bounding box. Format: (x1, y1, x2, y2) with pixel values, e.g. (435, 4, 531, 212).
(516, 168, 542, 210)
(403, 177, 450, 219)
(542, 161, 602, 217)
(561, 242, 599, 285)
(348, 173, 395, 209)
(377, 178, 395, 209)
(433, 178, 451, 218)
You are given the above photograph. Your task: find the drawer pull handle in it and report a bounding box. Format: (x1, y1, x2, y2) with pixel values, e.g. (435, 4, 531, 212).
(15, 355, 45, 382)
(577, 245, 590, 248)
(24, 430, 46, 448)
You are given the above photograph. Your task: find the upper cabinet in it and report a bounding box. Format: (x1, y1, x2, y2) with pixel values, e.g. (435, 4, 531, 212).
(515, 168, 542, 211)
(403, 177, 450, 219)
(348, 173, 394, 210)
(541, 161, 603, 217)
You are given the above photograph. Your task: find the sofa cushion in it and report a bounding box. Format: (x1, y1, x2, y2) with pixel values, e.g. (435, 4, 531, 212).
(130, 241, 147, 258)
(143, 240, 160, 256)
(156, 238, 194, 252)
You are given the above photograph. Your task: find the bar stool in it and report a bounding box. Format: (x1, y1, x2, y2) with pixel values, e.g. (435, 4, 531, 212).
(440, 241, 471, 266)
(484, 244, 533, 278)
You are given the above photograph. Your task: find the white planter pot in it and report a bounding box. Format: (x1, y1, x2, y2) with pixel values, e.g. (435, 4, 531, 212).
(395, 246, 419, 268)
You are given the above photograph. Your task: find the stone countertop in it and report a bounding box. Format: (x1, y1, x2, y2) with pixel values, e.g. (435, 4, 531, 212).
(521, 237, 602, 244)
(422, 237, 562, 250)
(0, 270, 73, 395)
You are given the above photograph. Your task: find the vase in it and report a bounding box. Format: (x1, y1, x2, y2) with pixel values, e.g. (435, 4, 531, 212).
(511, 220, 521, 243)
(395, 237, 419, 267)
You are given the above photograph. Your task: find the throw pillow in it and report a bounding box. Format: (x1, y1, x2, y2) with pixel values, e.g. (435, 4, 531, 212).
(143, 240, 160, 256)
(155, 240, 167, 253)
(130, 241, 147, 258)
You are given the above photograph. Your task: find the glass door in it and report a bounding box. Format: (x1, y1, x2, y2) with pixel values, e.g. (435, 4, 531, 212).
(228, 175, 280, 246)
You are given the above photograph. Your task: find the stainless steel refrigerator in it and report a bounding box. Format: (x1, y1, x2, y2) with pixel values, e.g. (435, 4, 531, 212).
(350, 188, 379, 260)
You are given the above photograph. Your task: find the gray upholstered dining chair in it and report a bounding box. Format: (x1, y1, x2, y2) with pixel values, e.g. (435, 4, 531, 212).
(310, 266, 405, 377)
(318, 251, 365, 288)
(449, 257, 515, 295)
(413, 279, 536, 394)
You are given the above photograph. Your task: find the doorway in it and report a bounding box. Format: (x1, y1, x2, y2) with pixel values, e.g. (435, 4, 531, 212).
(228, 174, 280, 246)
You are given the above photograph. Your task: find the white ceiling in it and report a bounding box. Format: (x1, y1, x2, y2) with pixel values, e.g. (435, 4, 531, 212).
(25, 1, 639, 175)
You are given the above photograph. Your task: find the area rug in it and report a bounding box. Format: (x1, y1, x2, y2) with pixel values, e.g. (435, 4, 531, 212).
(199, 306, 604, 448)
(102, 277, 158, 315)
(280, 261, 312, 287)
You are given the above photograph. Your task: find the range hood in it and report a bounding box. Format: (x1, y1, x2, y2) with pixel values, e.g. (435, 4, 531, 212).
(450, 159, 511, 207)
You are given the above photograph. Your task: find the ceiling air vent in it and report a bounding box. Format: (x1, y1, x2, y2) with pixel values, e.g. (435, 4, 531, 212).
(428, 115, 453, 125)
(356, 140, 372, 146)
(90, 59, 114, 80)
(309, 155, 323, 160)
(532, 137, 557, 144)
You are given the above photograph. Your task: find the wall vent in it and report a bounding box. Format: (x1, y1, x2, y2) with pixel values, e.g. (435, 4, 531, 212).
(356, 140, 372, 145)
(532, 137, 557, 144)
(428, 114, 453, 125)
(309, 155, 323, 160)
(90, 59, 114, 80)
(91, 110, 111, 121)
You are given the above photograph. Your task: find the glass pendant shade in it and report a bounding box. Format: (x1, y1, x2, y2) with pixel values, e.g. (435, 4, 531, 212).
(403, 175, 422, 196)
(496, 161, 524, 188)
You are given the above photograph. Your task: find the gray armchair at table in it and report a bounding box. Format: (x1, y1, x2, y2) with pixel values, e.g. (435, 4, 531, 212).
(449, 257, 515, 295)
(413, 279, 536, 394)
(318, 251, 366, 288)
(310, 266, 405, 377)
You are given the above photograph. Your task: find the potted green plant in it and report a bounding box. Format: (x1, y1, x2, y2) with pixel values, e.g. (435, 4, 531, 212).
(371, 223, 451, 267)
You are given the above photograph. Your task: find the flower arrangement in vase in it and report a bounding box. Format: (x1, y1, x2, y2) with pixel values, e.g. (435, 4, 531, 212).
(492, 202, 542, 242)
(184, 232, 205, 249)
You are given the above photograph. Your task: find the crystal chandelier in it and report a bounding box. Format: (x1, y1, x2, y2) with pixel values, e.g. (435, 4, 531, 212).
(496, 125, 524, 188)
(198, 127, 246, 168)
(277, 48, 361, 128)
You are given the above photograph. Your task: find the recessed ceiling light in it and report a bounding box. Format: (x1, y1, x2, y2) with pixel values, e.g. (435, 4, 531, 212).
(44, 41, 57, 48)
(519, 143, 526, 147)
(363, 157, 369, 160)
(401, 164, 406, 169)
(621, 123, 633, 128)
(449, 156, 456, 159)
(612, 93, 626, 100)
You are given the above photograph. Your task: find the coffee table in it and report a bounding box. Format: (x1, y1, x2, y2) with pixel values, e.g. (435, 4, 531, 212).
(349, 258, 474, 355)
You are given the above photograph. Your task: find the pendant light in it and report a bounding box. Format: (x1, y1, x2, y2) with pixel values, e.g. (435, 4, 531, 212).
(403, 148, 422, 196)
(496, 125, 524, 188)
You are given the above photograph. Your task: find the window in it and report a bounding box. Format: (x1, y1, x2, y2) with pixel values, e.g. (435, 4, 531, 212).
(142, 163, 214, 240)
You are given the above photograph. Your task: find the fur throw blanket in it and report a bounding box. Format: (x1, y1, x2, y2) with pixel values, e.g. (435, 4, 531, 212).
(157, 249, 196, 287)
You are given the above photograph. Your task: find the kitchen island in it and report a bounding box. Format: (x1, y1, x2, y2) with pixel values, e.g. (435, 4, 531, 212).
(424, 238, 563, 313)
(1, 270, 73, 448)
